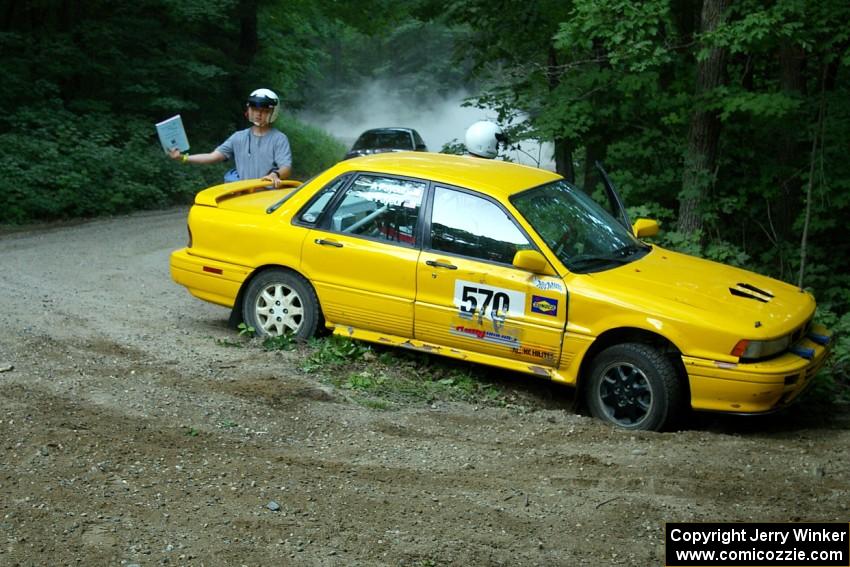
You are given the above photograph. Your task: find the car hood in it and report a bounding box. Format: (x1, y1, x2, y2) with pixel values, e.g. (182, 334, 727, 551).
(584, 246, 814, 337)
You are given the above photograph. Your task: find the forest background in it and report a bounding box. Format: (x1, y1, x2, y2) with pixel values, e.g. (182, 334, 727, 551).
(1, 0, 847, 395)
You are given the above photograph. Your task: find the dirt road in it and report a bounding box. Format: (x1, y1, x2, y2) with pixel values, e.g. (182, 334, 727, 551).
(0, 208, 848, 566)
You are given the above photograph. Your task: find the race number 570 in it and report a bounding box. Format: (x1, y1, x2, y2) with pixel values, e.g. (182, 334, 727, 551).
(460, 286, 509, 315)
(453, 280, 525, 319)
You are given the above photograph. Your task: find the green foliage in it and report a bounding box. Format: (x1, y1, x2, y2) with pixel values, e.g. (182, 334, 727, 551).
(293, 14, 473, 116)
(0, 109, 204, 223)
(814, 305, 850, 401)
(657, 230, 751, 268)
(282, 115, 347, 178)
(262, 333, 297, 351)
(301, 335, 371, 373)
(702, 240, 751, 268)
(345, 371, 378, 391)
(289, 334, 507, 407)
(553, 0, 675, 72)
(237, 323, 256, 338)
(655, 229, 704, 258)
(0, 0, 348, 224)
(715, 89, 803, 121)
(440, 139, 466, 155)
(325, 351, 504, 408)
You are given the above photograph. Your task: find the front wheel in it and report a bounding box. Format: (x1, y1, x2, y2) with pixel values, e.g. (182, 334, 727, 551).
(241, 269, 320, 339)
(584, 343, 683, 431)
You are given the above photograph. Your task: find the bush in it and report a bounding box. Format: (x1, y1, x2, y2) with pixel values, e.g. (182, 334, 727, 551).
(282, 114, 347, 180)
(0, 108, 345, 224)
(0, 107, 210, 223)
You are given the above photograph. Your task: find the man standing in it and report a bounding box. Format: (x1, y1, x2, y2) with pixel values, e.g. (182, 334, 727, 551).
(169, 88, 292, 186)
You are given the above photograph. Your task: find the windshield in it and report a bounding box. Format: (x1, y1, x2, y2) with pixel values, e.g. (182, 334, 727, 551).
(352, 130, 414, 151)
(511, 180, 649, 273)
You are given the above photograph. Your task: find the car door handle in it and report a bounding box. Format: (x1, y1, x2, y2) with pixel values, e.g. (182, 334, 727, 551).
(425, 259, 457, 270)
(314, 238, 343, 248)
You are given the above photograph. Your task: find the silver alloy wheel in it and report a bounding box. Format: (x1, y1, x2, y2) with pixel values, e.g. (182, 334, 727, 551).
(253, 282, 304, 336)
(597, 361, 653, 427)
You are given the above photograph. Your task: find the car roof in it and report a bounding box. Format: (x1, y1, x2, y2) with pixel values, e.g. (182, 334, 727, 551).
(358, 127, 416, 134)
(334, 152, 561, 198)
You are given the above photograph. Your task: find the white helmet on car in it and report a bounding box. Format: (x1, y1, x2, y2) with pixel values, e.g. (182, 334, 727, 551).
(465, 120, 505, 158)
(246, 88, 280, 123)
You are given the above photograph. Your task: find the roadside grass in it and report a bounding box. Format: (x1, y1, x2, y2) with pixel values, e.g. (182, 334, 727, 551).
(331, 364, 504, 408)
(254, 333, 850, 424)
(261, 333, 522, 409)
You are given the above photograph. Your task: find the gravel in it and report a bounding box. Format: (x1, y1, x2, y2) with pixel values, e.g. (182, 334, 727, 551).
(1, 207, 848, 565)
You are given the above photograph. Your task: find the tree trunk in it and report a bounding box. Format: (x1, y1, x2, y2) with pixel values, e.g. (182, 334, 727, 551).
(553, 139, 575, 183)
(547, 46, 574, 182)
(238, 0, 258, 67)
(331, 37, 342, 85)
(231, 0, 259, 120)
(799, 64, 827, 288)
(582, 38, 608, 192)
(771, 42, 805, 246)
(583, 140, 605, 193)
(677, 0, 729, 235)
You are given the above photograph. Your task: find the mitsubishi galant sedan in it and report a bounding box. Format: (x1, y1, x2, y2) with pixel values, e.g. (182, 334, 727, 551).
(170, 152, 831, 430)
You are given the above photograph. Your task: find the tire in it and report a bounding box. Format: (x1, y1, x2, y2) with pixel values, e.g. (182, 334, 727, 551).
(241, 269, 320, 340)
(584, 343, 683, 431)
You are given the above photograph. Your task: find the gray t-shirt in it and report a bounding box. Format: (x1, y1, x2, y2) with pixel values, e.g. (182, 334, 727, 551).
(216, 127, 292, 180)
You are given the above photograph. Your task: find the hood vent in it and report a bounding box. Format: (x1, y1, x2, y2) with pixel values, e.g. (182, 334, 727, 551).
(729, 283, 774, 303)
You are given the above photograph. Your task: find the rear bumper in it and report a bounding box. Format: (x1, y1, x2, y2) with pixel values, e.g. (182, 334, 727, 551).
(170, 248, 249, 308)
(683, 324, 832, 413)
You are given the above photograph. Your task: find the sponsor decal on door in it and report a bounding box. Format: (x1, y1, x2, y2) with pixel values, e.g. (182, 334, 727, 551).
(530, 295, 558, 316)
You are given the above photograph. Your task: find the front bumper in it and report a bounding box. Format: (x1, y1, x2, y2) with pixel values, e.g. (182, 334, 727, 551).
(683, 324, 832, 413)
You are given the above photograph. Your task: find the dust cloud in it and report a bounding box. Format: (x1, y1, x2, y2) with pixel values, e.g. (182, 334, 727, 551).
(300, 80, 554, 170)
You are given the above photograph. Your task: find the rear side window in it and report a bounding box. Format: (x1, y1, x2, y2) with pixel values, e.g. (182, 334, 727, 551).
(327, 175, 426, 246)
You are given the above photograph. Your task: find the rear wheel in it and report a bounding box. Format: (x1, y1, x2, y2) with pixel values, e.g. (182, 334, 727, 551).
(241, 269, 320, 339)
(585, 343, 683, 431)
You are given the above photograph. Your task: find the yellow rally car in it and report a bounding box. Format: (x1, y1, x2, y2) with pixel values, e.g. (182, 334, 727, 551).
(170, 152, 831, 430)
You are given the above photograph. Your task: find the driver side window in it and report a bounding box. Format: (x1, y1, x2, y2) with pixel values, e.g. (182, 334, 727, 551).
(429, 186, 531, 264)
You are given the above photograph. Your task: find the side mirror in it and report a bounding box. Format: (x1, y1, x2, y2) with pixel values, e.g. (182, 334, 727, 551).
(513, 249, 555, 275)
(632, 218, 659, 238)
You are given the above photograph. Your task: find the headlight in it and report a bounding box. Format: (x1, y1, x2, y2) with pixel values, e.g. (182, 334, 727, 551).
(731, 335, 792, 360)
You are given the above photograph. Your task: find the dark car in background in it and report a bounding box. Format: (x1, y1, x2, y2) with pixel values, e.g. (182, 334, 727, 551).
(344, 127, 428, 160)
